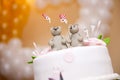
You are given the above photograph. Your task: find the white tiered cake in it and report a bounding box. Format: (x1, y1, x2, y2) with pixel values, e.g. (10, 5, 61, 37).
(33, 46, 118, 80)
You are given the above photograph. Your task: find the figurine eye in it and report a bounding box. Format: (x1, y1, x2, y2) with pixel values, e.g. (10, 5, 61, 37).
(70, 26, 72, 29)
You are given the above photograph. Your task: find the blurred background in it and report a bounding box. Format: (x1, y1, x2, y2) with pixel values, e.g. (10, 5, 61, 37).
(0, 0, 120, 80)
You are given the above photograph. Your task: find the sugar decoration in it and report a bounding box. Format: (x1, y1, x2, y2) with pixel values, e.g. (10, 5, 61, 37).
(42, 13, 51, 23)
(59, 14, 68, 24)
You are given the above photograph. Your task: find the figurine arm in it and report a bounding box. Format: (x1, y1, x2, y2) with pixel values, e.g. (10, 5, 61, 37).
(78, 34, 83, 42)
(67, 34, 72, 43)
(48, 39, 54, 47)
(61, 36, 66, 44)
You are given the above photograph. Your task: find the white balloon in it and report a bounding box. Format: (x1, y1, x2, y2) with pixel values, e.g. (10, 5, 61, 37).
(100, 24, 110, 35)
(77, 0, 89, 6)
(78, 0, 113, 9)
(98, 8, 111, 20)
(22, 48, 33, 54)
(15, 71, 23, 80)
(35, 0, 71, 9)
(0, 58, 5, 64)
(22, 48, 33, 60)
(24, 66, 33, 78)
(63, 0, 71, 3)
(90, 0, 99, 6)
(4, 49, 13, 58)
(4, 63, 10, 71)
(78, 0, 100, 7)
(0, 39, 33, 79)
(1, 63, 11, 75)
(8, 38, 22, 49)
(49, 0, 71, 5)
(89, 17, 100, 25)
(13, 58, 21, 65)
(103, 0, 113, 9)
(0, 43, 6, 51)
(35, 0, 47, 9)
(80, 7, 91, 17)
(50, 0, 61, 5)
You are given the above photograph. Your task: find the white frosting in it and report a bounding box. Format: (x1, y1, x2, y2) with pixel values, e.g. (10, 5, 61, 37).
(33, 46, 114, 80)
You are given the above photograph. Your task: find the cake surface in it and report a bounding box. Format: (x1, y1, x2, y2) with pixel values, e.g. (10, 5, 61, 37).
(33, 46, 115, 80)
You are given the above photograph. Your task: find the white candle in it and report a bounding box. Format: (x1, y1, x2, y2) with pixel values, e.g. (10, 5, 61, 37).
(83, 27, 89, 39)
(94, 20, 101, 37)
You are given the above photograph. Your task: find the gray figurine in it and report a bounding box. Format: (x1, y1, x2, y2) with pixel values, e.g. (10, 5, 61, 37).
(68, 24, 83, 47)
(49, 26, 68, 50)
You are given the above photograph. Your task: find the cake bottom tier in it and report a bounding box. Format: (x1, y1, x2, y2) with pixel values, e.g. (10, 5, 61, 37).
(33, 46, 114, 80)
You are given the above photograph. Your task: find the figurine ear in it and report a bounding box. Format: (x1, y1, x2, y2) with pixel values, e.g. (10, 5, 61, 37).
(75, 24, 79, 27)
(68, 24, 72, 29)
(50, 27, 54, 31)
(58, 26, 61, 29)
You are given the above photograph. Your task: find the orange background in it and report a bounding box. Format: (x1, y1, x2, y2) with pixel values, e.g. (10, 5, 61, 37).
(0, 0, 120, 80)
(109, 0, 120, 74)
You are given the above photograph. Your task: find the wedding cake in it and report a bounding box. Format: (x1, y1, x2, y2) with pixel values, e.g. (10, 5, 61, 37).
(32, 24, 119, 80)
(34, 46, 118, 80)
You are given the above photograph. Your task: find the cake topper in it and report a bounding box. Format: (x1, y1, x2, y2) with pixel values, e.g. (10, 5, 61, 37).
(68, 24, 83, 47)
(49, 26, 68, 50)
(59, 14, 68, 24)
(42, 13, 51, 23)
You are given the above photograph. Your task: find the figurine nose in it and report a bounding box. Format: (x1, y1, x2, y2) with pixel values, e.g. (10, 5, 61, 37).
(54, 27, 58, 30)
(54, 28, 57, 30)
